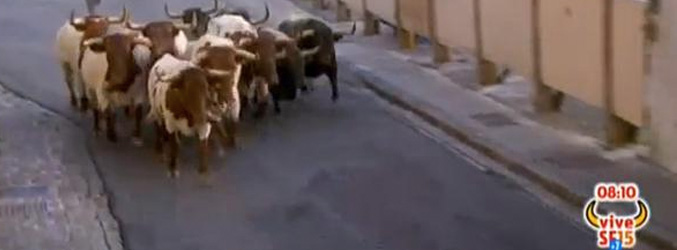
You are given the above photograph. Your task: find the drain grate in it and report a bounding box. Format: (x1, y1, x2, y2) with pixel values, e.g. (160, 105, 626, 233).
(0, 186, 48, 199)
(0, 186, 50, 218)
(0, 201, 48, 218)
(470, 112, 517, 128)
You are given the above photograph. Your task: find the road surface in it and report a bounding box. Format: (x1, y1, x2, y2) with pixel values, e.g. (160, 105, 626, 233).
(0, 0, 597, 249)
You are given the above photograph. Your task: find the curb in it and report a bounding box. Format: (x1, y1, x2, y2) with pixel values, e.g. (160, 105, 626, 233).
(0, 79, 124, 250)
(336, 57, 677, 250)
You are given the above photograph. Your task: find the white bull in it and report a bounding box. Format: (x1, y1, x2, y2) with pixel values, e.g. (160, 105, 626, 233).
(54, 8, 127, 110)
(79, 32, 152, 143)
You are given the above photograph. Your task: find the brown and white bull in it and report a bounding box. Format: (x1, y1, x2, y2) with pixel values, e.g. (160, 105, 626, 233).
(188, 34, 258, 147)
(79, 32, 153, 143)
(55, 7, 128, 111)
(147, 45, 255, 178)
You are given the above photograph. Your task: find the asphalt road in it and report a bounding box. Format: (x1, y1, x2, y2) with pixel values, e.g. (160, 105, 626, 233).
(0, 0, 597, 249)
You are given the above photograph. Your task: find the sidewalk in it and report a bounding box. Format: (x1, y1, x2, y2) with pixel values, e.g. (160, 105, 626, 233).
(334, 32, 677, 249)
(0, 85, 122, 250)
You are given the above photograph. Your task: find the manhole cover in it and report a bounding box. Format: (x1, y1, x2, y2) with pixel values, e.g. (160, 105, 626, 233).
(470, 112, 517, 128)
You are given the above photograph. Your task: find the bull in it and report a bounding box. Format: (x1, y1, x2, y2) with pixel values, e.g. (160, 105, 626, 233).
(55, 7, 128, 111)
(79, 32, 153, 143)
(278, 18, 356, 101)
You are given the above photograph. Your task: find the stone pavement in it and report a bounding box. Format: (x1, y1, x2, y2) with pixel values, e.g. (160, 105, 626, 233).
(331, 27, 677, 250)
(0, 85, 122, 250)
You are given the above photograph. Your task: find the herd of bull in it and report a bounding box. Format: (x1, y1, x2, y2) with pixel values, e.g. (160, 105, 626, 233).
(54, 1, 356, 179)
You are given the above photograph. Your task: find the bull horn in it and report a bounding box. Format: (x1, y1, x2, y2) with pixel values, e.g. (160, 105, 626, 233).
(69, 10, 85, 28)
(250, 3, 270, 26)
(126, 22, 145, 31)
(235, 49, 258, 61)
(634, 199, 650, 229)
(584, 200, 601, 229)
(207, 69, 233, 78)
(164, 3, 182, 19)
(175, 22, 195, 30)
(83, 37, 104, 47)
(108, 6, 128, 24)
(300, 45, 320, 58)
(204, 0, 219, 15)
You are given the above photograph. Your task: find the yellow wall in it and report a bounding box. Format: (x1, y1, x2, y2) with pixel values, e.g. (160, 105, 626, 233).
(435, 0, 477, 50)
(480, 0, 535, 78)
(365, 0, 396, 24)
(399, 0, 430, 37)
(540, 0, 605, 107)
(612, 0, 645, 126)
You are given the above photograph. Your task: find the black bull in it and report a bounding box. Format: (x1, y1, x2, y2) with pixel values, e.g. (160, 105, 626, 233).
(273, 18, 356, 107)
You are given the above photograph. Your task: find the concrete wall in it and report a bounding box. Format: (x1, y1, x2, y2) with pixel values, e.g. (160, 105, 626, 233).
(649, 0, 677, 173)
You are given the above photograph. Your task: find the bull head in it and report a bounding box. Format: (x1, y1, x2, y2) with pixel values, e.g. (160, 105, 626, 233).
(584, 199, 650, 230)
(164, 0, 219, 19)
(126, 20, 196, 33)
(70, 6, 129, 30)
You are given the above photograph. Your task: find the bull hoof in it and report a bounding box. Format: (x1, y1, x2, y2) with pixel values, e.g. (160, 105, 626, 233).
(332, 94, 339, 102)
(131, 137, 143, 147)
(167, 170, 180, 179)
(300, 86, 309, 92)
(198, 173, 212, 187)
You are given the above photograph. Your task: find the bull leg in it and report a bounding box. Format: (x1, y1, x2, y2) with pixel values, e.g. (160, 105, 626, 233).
(327, 64, 339, 101)
(105, 109, 117, 142)
(154, 123, 165, 155)
(197, 138, 209, 176)
(131, 105, 143, 146)
(60, 63, 77, 108)
(253, 79, 269, 118)
(212, 121, 232, 150)
(271, 87, 282, 114)
(80, 97, 90, 112)
(224, 119, 238, 148)
(124, 106, 133, 118)
(167, 133, 180, 178)
(93, 109, 101, 135)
